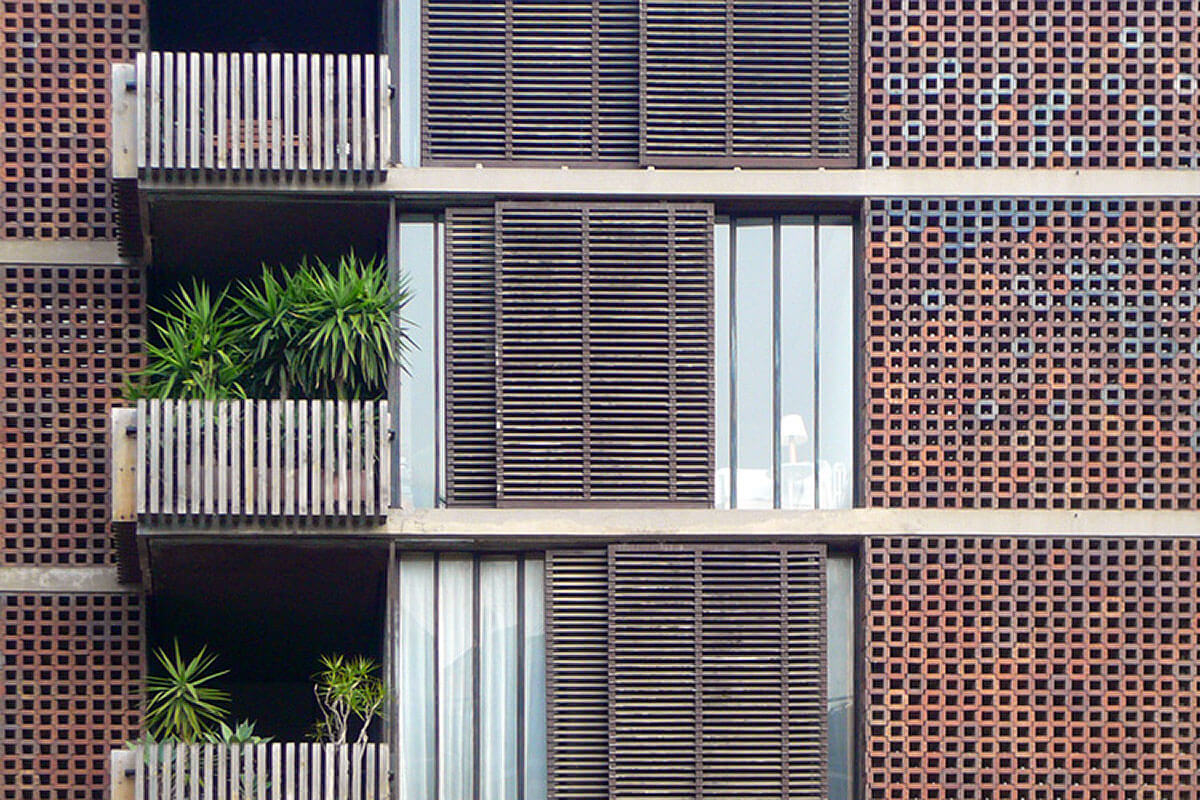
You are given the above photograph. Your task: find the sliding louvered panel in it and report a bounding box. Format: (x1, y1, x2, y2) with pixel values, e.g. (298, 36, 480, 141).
(607, 544, 828, 800)
(422, 1, 507, 161)
(545, 550, 610, 800)
(444, 208, 499, 506)
(608, 546, 700, 800)
(785, 547, 828, 799)
(814, 0, 858, 161)
(494, 202, 714, 505)
(423, 0, 638, 164)
(495, 205, 587, 501)
(586, 205, 713, 502)
(640, 0, 857, 166)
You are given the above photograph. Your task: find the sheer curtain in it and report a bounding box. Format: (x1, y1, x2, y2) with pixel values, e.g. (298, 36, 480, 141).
(398, 554, 546, 800)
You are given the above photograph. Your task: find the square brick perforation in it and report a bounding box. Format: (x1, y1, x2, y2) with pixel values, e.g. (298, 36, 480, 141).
(866, 536, 1200, 800)
(1, 264, 144, 564)
(866, 198, 1199, 509)
(1, 0, 145, 239)
(0, 593, 143, 800)
(865, 0, 1200, 168)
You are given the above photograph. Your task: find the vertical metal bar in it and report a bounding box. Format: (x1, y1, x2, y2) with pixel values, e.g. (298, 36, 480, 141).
(772, 217, 782, 509)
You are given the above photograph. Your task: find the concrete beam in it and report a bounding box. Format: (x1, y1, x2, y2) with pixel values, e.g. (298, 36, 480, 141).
(111, 63, 138, 180)
(137, 166, 1200, 200)
(0, 567, 137, 593)
(139, 507, 1200, 546)
(0, 240, 127, 265)
(111, 407, 137, 523)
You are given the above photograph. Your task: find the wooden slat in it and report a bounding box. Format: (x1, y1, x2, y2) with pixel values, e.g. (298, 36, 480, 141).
(188, 52, 201, 168)
(217, 53, 229, 170)
(243, 397, 254, 515)
(202, 53, 214, 170)
(299, 400, 310, 515)
(243, 53, 255, 171)
(377, 55, 391, 170)
(217, 401, 229, 515)
(298, 54, 309, 171)
(136, 52, 148, 171)
(229, 400, 241, 516)
(311, 55, 323, 171)
(364, 55, 376, 172)
(135, 399, 147, 515)
(202, 398, 214, 514)
(337, 54, 350, 172)
(378, 401, 390, 511)
(363, 404, 375, 515)
(323, 55, 335, 172)
(229, 744, 240, 800)
(350, 401, 362, 515)
(285, 400, 295, 516)
(270, 53, 282, 172)
(189, 396, 201, 514)
(174, 53, 187, 168)
(351, 54, 363, 173)
(270, 400, 282, 515)
(298, 743, 308, 800)
(323, 400, 335, 515)
(230, 53, 241, 170)
(162, 52, 174, 169)
(283, 53, 295, 172)
(257, 400, 268, 516)
(337, 400, 348, 516)
(257, 53, 269, 173)
(324, 744, 335, 800)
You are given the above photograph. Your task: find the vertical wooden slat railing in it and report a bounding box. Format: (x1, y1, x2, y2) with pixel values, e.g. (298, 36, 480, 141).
(135, 399, 390, 521)
(133, 51, 391, 181)
(125, 743, 390, 800)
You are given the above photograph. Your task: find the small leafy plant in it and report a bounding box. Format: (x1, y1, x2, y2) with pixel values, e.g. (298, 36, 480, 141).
(310, 654, 386, 745)
(202, 719, 273, 745)
(143, 640, 231, 742)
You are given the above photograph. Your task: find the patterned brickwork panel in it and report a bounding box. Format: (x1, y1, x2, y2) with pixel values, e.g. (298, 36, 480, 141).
(865, 536, 1200, 800)
(864, 1, 1200, 167)
(1, 0, 145, 239)
(865, 198, 1199, 509)
(0, 592, 143, 800)
(1, 264, 144, 563)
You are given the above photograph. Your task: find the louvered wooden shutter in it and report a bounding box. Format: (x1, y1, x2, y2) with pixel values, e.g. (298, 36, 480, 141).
(444, 207, 498, 505)
(640, 0, 858, 166)
(546, 544, 829, 800)
(423, 0, 639, 165)
(495, 202, 714, 505)
(545, 550, 610, 800)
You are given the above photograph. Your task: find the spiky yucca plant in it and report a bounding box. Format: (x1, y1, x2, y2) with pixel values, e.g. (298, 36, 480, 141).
(143, 641, 231, 742)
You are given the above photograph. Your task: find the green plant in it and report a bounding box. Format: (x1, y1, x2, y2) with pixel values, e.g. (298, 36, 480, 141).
(143, 640, 231, 742)
(232, 265, 306, 399)
(127, 281, 247, 400)
(310, 654, 386, 745)
(202, 719, 273, 745)
(293, 252, 410, 400)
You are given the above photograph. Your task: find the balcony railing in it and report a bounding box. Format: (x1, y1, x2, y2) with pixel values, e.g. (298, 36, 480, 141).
(111, 743, 391, 799)
(118, 399, 390, 523)
(127, 51, 391, 181)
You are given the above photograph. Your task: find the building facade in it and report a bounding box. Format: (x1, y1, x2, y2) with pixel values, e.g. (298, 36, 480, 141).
(3, 0, 1200, 798)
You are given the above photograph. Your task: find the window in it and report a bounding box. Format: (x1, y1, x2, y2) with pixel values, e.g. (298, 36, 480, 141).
(715, 216, 856, 509)
(396, 553, 546, 800)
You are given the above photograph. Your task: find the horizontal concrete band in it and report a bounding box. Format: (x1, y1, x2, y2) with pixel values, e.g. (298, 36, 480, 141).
(0, 240, 127, 265)
(0, 566, 137, 593)
(137, 167, 1200, 200)
(140, 508, 1200, 544)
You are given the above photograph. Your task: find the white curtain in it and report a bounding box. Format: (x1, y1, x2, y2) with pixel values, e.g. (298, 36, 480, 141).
(400, 555, 436, 800)
(480, 559, 518, 800)
(437, 555, 474, 799)
(399, 554, 547, 800)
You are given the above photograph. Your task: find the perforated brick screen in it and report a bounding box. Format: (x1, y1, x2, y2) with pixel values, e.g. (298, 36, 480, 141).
(865, 536, 1200, 800)
(864, 1, 1200, 168)
(1, 0, 145, 239)
(865, 198, 1199, 509)
(0, 592, 143, 800)
(1, 263, 144, 564)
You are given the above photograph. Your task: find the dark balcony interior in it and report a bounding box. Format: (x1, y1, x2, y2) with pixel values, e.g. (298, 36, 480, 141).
(147, 543, 388, 741)
(150, 0, 381, 54)
(146, 199, 388, 310)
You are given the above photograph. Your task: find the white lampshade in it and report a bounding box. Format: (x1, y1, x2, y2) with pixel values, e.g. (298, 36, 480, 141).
(781, 413, 809, 444)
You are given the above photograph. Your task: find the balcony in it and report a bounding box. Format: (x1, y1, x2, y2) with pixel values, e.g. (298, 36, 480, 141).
(112, 399, 391, 525)
(111, 743, 391, 799)
(113, 52, 391, 185)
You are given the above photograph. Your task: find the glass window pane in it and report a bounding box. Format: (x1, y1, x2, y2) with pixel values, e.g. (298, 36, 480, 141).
(817, 221, 855, 509)
(733, 220, 775, 509)
(480, 559, 519, 800)
(827, 554, 856, 800)
(399, 219, 437, 508)
(523, 558, 547, 800)
(399, 554, 436, 800)
(714, 220, 732, 509)
(437, 555, 474, 799)
(779, 218, 816, 510)
(399, 0, 421, 164)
